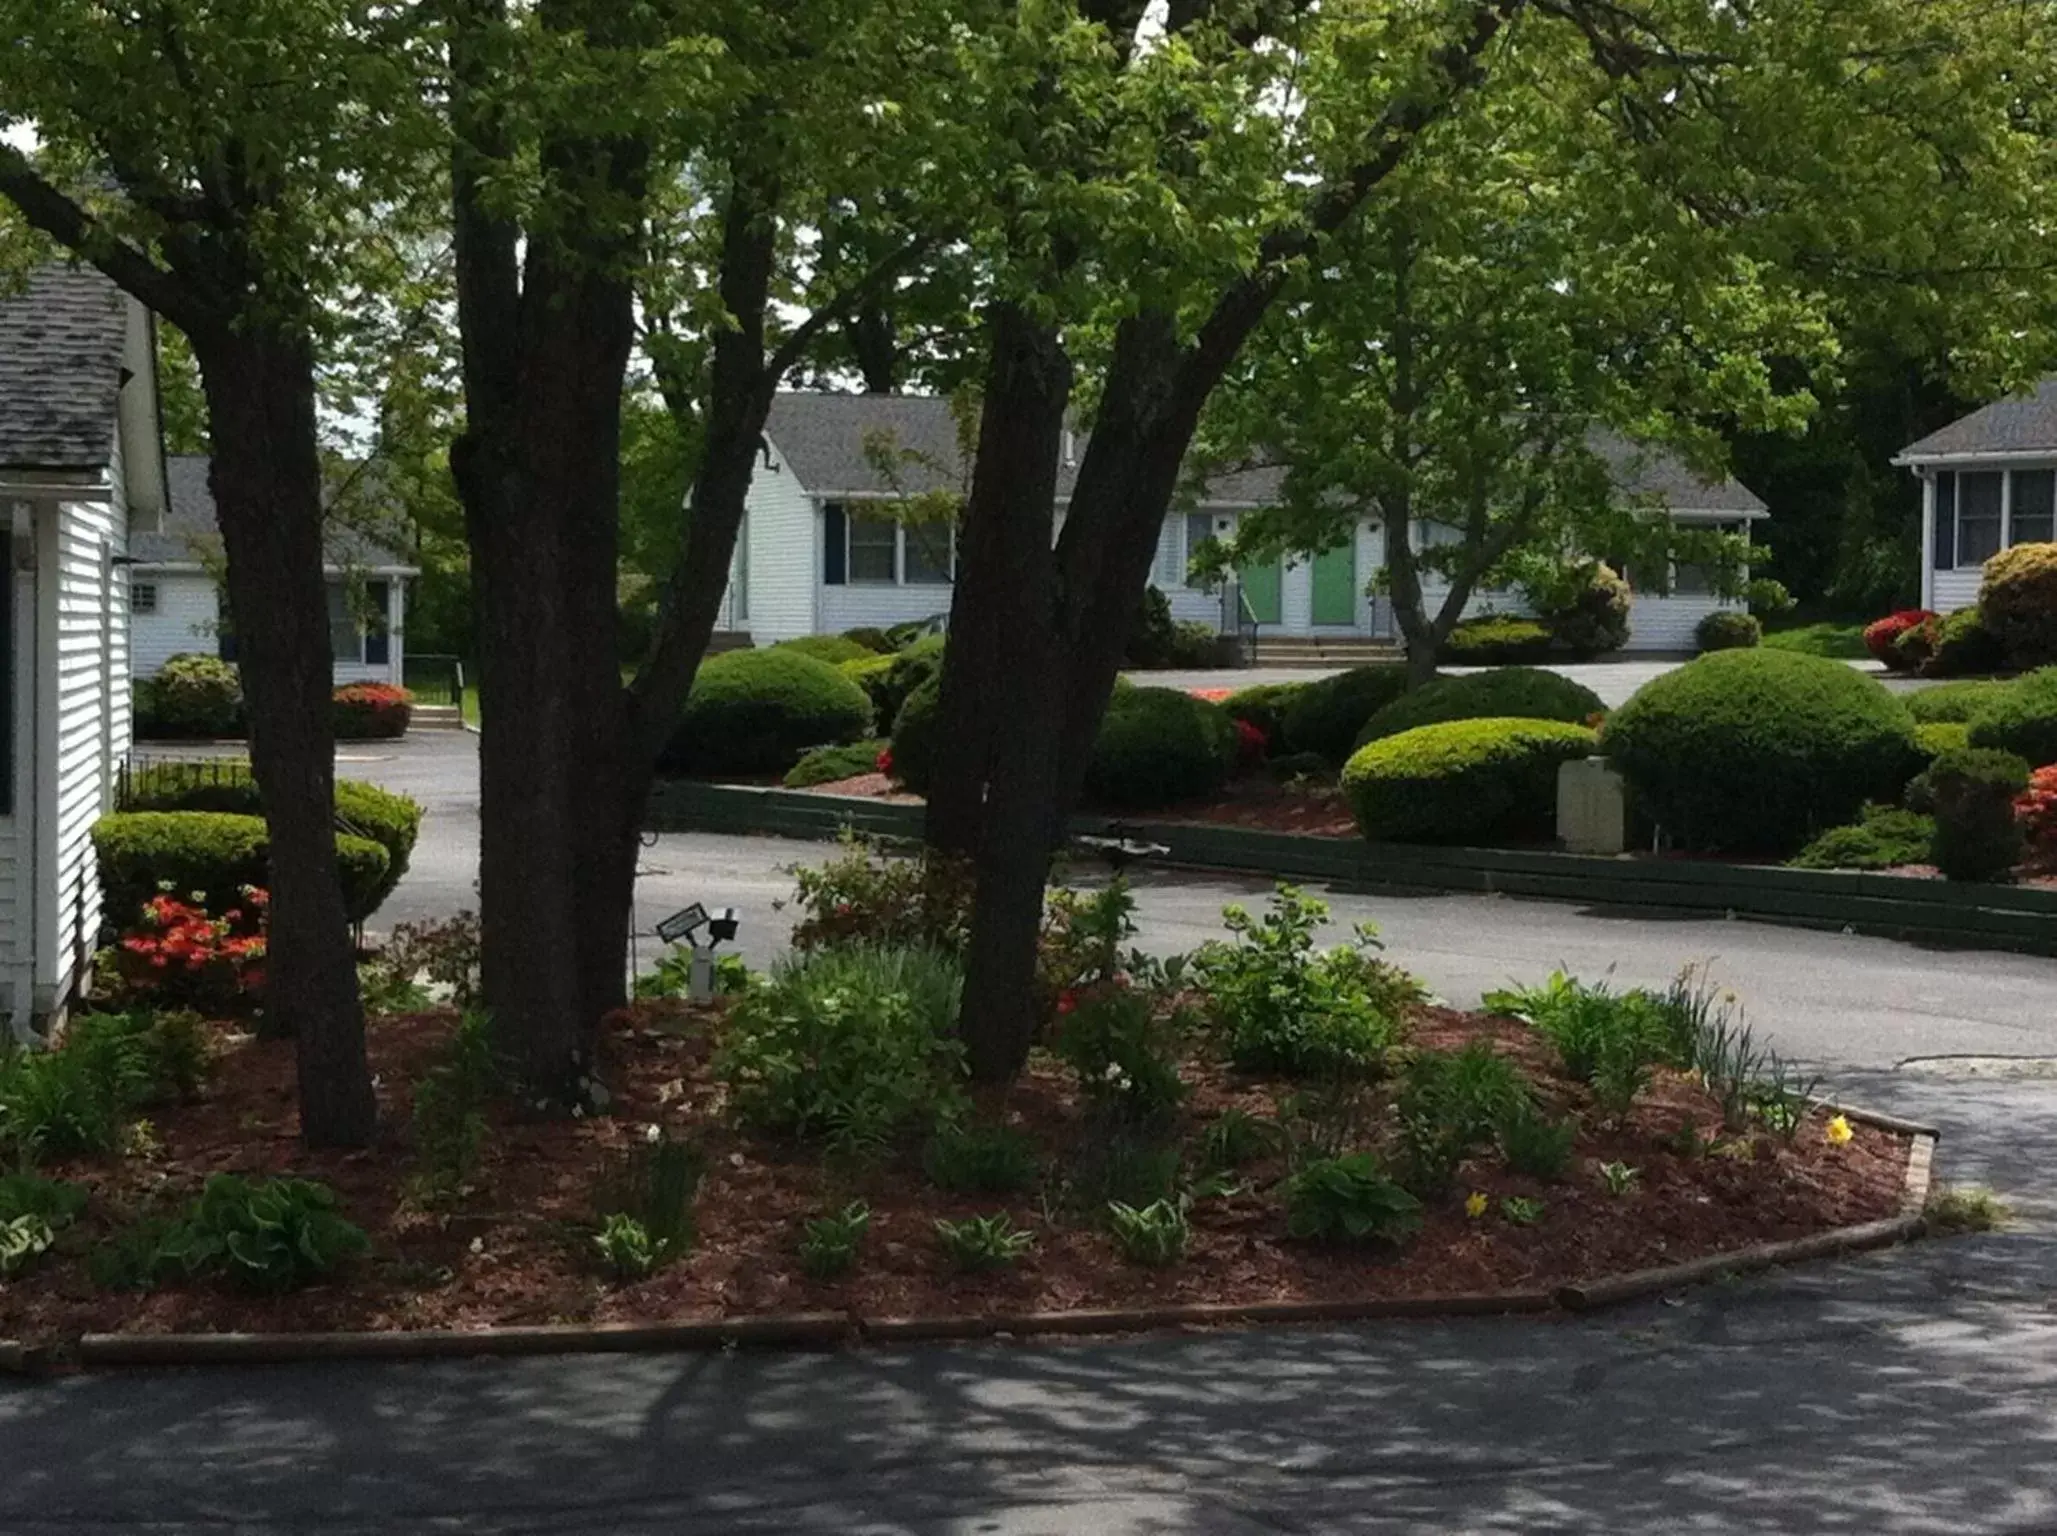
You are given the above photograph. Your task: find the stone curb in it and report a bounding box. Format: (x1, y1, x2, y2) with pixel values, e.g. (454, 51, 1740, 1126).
(0, 1111, 1939, 1377)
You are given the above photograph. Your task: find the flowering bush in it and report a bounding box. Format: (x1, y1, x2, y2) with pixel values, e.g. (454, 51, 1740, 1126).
(114, 886, 267, 1008)
(2017, 765, 2057, 853)
(1232, 715, 1268, 770)
(332, 683, 413, 739)
(1051, 978, 1188, 1125)
(1864, 609, 1937, 670)
(875, 746, 894, 777)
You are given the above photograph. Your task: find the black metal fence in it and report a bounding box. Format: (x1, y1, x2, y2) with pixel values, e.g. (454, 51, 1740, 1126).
(115, 751, 253, 810)
(402, 653, 468, 707)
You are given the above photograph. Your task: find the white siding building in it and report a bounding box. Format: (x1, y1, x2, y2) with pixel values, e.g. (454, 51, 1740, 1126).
(1895, 380, 2057, 613)
(727, 393, 1765, 654)
(0, 267, 167, 1038)
(129, 455, 415, 687)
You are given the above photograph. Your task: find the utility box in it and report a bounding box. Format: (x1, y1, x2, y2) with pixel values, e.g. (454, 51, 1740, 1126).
(1558, 756, 1628, 855)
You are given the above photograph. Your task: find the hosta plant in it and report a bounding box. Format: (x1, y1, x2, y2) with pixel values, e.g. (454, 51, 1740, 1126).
(1282, 1152, 1422, 1245)
(934, 1213, 1035, 1272)
(152, 1175, 370, 1292)
(798, 1201, 871, 1279)
(1106, 1197, 1190, 1267)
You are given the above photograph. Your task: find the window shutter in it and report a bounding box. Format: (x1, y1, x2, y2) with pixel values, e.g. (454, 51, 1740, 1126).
(0, 546, 12, 815)
(1933, 472, 1956, 570)
(364, 580, 390, 665)
(823, 503, 846, 585)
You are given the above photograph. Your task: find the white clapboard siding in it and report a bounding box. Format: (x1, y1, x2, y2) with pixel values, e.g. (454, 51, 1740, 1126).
(818, 582, 953, 635)
(1932, 569, 1984, 614)
(740, 446, 818, 643)
(129, 570, 220, 677)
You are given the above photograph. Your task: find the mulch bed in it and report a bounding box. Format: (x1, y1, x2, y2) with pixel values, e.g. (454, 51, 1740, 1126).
(1, 1003, 1910, 1342)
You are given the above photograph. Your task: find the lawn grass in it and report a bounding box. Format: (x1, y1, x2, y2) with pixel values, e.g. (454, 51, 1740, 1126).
(1762, 621, 1869, 660)
(461, 683, 480, 728)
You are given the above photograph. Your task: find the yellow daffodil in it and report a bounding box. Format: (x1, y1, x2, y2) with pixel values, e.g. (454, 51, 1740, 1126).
(1464, 1191, 1489, 1219)
(1825, 1114, 1854, 1146)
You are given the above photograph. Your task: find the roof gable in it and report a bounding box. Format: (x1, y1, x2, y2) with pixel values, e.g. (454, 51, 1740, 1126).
(1587, 429, 1767, 516)
(1898, 378, 2057, 461)
(0, 265, 130, 474)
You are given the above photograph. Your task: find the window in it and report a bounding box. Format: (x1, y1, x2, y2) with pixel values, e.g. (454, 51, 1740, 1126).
(1185, 512, 1221, 583)
(903, 522, 955, 585)
(847, 512, 898, 584)
(1957, 470, 2003, 566)
(362, 580, 391, 666)
(130, 581, 158, 615)
(2012, 469, 2056, 546)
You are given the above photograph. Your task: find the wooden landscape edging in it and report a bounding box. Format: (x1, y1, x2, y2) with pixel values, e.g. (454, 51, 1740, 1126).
(643, 781, 2057, 958)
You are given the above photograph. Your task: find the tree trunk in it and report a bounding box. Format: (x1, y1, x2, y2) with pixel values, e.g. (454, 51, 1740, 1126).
(933, 306, 1072, 1080)
(193, 328, 377, 1149)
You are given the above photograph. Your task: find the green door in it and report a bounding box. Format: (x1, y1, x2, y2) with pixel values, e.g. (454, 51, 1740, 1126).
(1311, 541, 1356, 626)
(1238, 556, 1282, 625)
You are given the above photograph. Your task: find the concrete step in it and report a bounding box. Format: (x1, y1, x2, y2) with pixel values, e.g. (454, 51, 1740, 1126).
(410, 704, 466, 731)
(1252, 637, 1406, 667)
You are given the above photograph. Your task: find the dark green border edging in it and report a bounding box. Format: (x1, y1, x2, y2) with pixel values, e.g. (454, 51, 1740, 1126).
(645, 781, 2057, 959)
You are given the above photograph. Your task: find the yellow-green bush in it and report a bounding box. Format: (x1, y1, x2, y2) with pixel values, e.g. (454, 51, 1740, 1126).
(1342, 717, 1597, 844)
(1979, 542, 2057, 671)
(93, 812, 391, 927)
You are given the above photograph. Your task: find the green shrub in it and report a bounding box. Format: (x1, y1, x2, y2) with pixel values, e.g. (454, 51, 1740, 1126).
(1921, 607, 2006, 678)
(1342, 717, 1597, 844)
(1083, 687, 1237, 810)
(1052, 980, 1187, 1124)
(135, 653, 244, 739)
(1282, 1152, 1422, 1244)
(593, 1127, 704, 1278)
(1484, 970, 1698, 1084)
(1787, 804, 1935, 871)
(1928, 747, 2029, 882)
(786, 836, 975, 954)
(1279, 666, 1412, 763)
(924, 1119, 1040, 1194)
(1126, 586, 1223, 668)
(798, 1201, 871, 1278)
(1915, 721, 1971, 760)
(1354, 668, 1605, 749)
(1497, 1100, 1577, 1180)
(1695, 610, 1762, 653)
(1907, 681, 2004, 724)
(93, 811, 391, 926)
(887, 675, 944, 795)
(1967, 668, 2057, 768)
(1198, 1107, 1285, 1171)
(150, 1174, 369, 1292)
(840, 626, 895, 653)
(1979, 542, 2057, 670)
(1, 1011, 214, 1161)
(774, 634, 877, 667)
(1535, 563, 1632, 658)
(785, 739, 888, 788)
(1222, 681, 1309, 747)
(1394, 1041, 1531, 1194)
(0, 1173, 85, 1279)
(1439, 616, 1555, 665)
(1599, 649, 1921, 855)
(331, 683, 413, 739)
(662, 648, 873, 776)
(1190, 886, 1416, 1078)
(122, 763, 423, 916)
(713, 944, 965, 1151)
(848, 634, 948, 733)
(409, 1010, 497, 1202)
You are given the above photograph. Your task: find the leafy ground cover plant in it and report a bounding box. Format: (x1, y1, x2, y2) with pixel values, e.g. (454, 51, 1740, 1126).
(924, 1118, 1041, 1194)
(0, 1010, 202, 1162)
(798, 1201, 871, 1279)
(934, 1213, 1035, 1272)
(1395, 1041, 1531, 1194)
(1282, 1152, 1422, 1245)
(409, 1010, 497, 1203)
(0, 1172, 88, 1279)
(1499, 1195, 1545, 1226)
(1107, 1197, 1190, 1266)
(1052, 980, 1188, 1125)
(714, 944, 965, 1154)
(1596, 1160, 1640, 1195)
(147, 1174, 369, 1293)
(593, 1126, 705, 1280)
(1198, 1107, 1285, 1171)
(1496, 1099, 1577, 1179)
(1192, 885, 1417, 1078)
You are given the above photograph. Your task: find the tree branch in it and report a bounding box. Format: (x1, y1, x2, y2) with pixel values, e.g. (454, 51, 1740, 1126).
(0, 147, 209, 332)
(766, 233, 935, 381)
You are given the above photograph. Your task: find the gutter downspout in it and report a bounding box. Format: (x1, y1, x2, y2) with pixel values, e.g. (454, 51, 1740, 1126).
(7, 501, 35, 1045)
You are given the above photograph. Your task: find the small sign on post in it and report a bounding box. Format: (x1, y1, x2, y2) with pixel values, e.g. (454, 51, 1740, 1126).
(656, 904, 708, 945)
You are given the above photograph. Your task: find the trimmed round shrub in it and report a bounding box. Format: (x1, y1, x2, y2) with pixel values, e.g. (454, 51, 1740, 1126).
(1920, 607, 2005, 678)
(1907, 680, 2006, 723)
(1864, 609, 1936, 670)
(1979, 541, 2057, 670)
(1083, 687, 1237, 810)
(1928, 747, 2029, 882)
(1280, 665, 1412, 764)
(774, 634, 877, 667)
(1539, 564, 1631, 658)
(332, 682, 413, 739)
(888, 676, 943, 796)
(1438, 616, 1555, 665)
(858, 634, 946, 732)
(838, 627, 894, 654)
(1967, 667, 2057, 768)
(1223, 681, 1310, 749)
(1787, 804, 1934, 872)
(1915, 721, 1971, 761)
(1354, 668, 1605, 749)
(785, 739, 888, 789)
(661, 647, 873, 776)
(93, 811, 391, 927)
(1342, 718, 1597, 844)
(121, 762, 422, 916)
(137, 653, 244, 739)
(1599, 649, 1922, 855)
(1694, 610, 1762, 653)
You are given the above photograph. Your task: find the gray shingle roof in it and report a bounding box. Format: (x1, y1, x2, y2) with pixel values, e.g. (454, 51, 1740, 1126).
(1588, 429, 1767, 516)
(0, 265, 129, 473)
(130, 455, 413, 568)
(1899, 379, 2057, 460)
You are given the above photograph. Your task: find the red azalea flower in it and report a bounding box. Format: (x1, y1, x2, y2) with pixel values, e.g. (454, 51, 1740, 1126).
(876, 747, 895, 777)
(1056, 990, 1078, 1015)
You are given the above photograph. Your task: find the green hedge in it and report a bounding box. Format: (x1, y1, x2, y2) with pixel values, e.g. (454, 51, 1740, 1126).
(1438, 617, 1555, 665)
(1600, 649, 1921, 855)
(662, 647, 874, 776)
(774, 634, 879, 667)
(1083, 687, 1237, 810)
(1280, 666, 1412, 764)
(1354, 667, 1604, 749)
(785, 739, 888, 788)
(1928, 747, 2029, 881)
(1907, 680, 2006, 723)
(1694, 610, 1762, 653)
(1222, 681, 1308, 747)
(1342, 718, 1596, 844)
(841, 634, 944, 734)
(1920, 607, 2005, 678)
(135, 654, 244, 740)
(1967, 667, 2057, 768)
(93, 812, 391, 928)
(121, 763, 423, 915)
